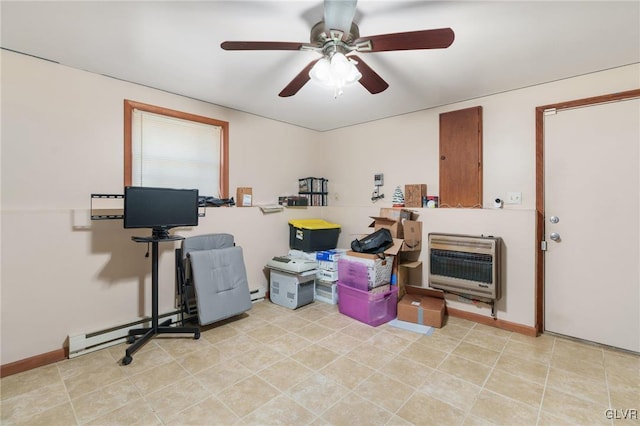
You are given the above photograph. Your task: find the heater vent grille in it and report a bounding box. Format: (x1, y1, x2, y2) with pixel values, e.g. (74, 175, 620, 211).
(428, 233, 502, 301)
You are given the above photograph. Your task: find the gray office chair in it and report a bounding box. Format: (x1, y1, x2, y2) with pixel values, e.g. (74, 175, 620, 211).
(176, 233, 252, 326)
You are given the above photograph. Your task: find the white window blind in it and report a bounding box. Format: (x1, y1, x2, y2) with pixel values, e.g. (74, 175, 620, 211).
(131, 109, 221, 196)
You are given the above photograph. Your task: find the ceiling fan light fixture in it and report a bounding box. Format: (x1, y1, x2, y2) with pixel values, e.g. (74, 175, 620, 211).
(309, 57, 331, 82)
(222, 1, 455, 98)
(330, 52, 353, 78)
(309, 52, 361, 98)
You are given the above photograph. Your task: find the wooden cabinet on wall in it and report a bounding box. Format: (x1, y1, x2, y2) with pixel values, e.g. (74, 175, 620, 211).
(439, 106, 483, 208)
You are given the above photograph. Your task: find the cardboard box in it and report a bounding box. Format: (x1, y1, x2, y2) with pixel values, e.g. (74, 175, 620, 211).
(400, 220, 422, 252)
(405, 184, 427, 208)
(379, 208, 414, 222)
(316, 249, 347, 262)
(369, 215, 403, 238)
(318, 260, 339, 272)
(315, 280, 338, 304)
(236, 187, 253, 207)
(317, 268, 339, 282)
(366, 219, 421, 252)
(397, 286, 445, 328)
(397, 261, 423, 299)
(369, 209, 421, 251)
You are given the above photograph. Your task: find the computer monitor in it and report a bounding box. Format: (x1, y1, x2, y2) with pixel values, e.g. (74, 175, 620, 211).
(124, 186, 199, 239)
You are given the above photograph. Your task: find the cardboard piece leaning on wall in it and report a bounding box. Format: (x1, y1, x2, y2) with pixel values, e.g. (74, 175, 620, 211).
(236, 187, 253, 207)
(404, 184, 427, 208)
(397, 260, 423, 299)
(401, 220, 422, 252)
(378, 208, 416, 221)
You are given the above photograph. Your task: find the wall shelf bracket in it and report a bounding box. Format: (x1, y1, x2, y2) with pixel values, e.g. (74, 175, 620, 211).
(90, 193, 124, 220)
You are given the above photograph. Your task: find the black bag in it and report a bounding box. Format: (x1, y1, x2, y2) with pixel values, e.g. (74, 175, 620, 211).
(350, 228, 394, 254)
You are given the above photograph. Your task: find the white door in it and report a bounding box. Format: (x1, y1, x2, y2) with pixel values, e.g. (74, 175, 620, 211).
(544, 98, 640, 352)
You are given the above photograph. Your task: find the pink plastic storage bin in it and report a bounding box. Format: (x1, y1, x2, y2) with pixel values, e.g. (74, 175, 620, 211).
(338, 255, 394, 291)
(337, 282, 398, 327)
(338, 258, 369, 291)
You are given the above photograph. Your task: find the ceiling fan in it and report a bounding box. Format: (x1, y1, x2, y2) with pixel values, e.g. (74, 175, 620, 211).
(221, 0, 455, 97)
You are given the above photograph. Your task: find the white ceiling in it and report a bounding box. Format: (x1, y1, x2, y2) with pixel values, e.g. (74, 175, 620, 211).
(2, 1, 639, 131)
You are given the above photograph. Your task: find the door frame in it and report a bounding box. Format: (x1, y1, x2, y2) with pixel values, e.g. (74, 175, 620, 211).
(534, 88, 640, 334)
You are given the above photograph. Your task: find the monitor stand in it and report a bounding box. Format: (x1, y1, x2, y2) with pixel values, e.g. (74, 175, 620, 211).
(122, 234, 200, 365)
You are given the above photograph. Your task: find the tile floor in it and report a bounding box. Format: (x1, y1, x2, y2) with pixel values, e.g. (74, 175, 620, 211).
(1, 300, 639, 425)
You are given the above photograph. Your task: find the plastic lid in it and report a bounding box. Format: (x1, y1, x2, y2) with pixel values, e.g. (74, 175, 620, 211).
(288, 219, 341, 230)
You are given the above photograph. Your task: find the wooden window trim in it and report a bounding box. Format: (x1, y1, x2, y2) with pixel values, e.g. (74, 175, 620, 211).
(123, 99, 229, 198)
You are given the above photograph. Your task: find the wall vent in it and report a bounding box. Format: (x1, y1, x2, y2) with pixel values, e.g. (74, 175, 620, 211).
(428, 233, 502, 302)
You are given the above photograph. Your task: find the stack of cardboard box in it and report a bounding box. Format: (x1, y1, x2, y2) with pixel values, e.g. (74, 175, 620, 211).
(336, 208, 447, 329)
(367, 208, 423, 299)
(335, 210, 413, 326)
(368, 207, 447, 329)
(332, 208, 419, 327)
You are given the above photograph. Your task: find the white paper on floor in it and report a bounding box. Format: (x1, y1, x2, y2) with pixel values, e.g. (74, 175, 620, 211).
(387, 319, 434, 335)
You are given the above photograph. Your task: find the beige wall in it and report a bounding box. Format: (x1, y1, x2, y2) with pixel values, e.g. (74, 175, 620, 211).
(1, 50, 321, 364)
(2, 48, 638, 364)
(320, 63, 639, 327)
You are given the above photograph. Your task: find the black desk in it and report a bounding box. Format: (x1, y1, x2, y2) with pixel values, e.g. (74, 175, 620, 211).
(122, 234, 200, 365)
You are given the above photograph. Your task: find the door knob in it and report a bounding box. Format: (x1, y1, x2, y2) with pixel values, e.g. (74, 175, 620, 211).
(549, 232, 561, 242)
(550, 216, 560, 224)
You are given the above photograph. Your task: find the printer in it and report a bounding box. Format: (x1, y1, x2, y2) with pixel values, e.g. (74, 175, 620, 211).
(266, 255, 317, 274)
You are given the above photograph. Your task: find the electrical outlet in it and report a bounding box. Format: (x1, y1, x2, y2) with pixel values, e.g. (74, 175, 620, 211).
(374, 173, 384, 186)
(507, 192, 522, 204)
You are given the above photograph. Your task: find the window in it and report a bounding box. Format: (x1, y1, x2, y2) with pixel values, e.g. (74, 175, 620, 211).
(124, 100, 229, 198)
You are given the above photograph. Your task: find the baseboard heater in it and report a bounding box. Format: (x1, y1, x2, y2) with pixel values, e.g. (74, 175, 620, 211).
(68, 310, 190, 358)
(250, 287, 266, 302)
(69, 287, 266, 358)
(428, 233, 502, 317)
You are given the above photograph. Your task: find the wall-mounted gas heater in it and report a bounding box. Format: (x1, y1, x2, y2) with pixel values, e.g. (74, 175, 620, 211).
(428, 233, 502, 317)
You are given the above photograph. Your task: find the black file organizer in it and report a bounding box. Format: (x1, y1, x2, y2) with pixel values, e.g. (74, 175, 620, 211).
(298, 177, 328, 206)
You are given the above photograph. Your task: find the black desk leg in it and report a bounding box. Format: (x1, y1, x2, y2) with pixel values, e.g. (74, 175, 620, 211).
(123, 239, 200, 365)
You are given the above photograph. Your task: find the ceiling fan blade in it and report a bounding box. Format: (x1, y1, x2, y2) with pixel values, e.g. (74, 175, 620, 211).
(323, 0, 357, 32)
(221, 41, 308, 51)
(350, 55, 389, 94)
(356, 28, 455, 52)
(278, 59, 321, 97)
